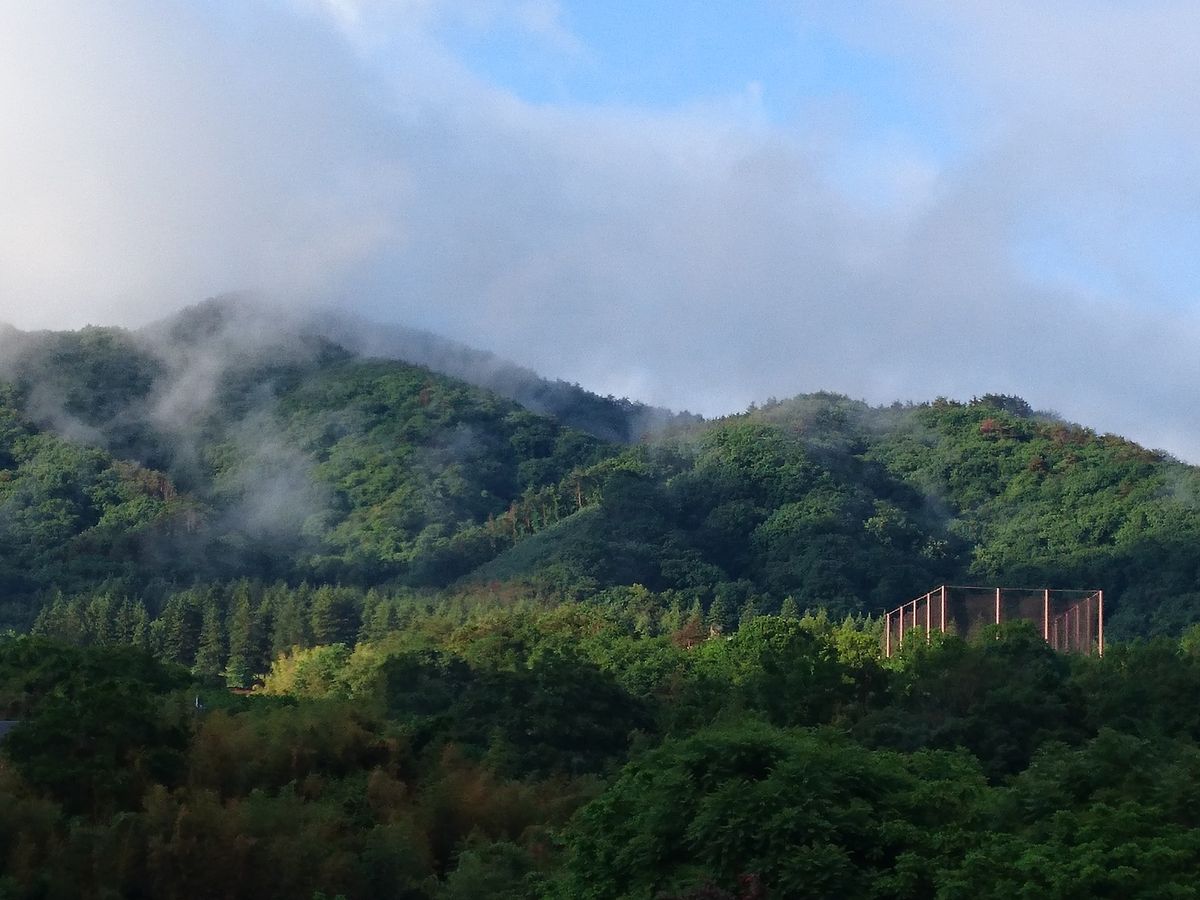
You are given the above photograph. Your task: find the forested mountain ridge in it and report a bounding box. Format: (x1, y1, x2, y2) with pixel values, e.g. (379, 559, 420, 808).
(0, 383, 192, 627)
(0, 298, 1198, 641)
(465, 392, 1200, 638)
(0, 307, 617, 618)
(7, 302, 1200, 899)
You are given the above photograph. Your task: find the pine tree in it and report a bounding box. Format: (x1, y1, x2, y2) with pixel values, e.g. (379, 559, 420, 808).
(779, 596, 801, 620)
(252, 585, 274, 663)
(270, 583, 312, 656)
(224, 582, 257, 689)
(115, 598, 150, 648)
(738, 597, 761, 630)
(85, 594, 119, 646)
(62, 596, 88, 645)
(34, 591, 89, 645)
(358, 589, 396, 644)
(155, 589, 205, 666)
(394, 598, 417, 630)
(707, 595, 734, 635)
(310, 586, 358, 646)
(31, 591, 65, 639)
(659, 597, 685, 635)
(193, 598, 226, 680)
(358, 588, 382, 643)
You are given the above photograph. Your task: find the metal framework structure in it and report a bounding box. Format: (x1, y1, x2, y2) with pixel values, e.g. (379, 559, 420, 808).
(883, 585, 1103, 658)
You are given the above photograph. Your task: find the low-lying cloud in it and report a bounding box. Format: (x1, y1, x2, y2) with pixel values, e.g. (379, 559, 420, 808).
(1, 1, 1199, 459)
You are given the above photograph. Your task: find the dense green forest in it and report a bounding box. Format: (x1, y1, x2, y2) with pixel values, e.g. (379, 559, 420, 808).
(3, 299, 1200, 897)
(7, 609, 1200, 898)
(1, 299, 1197, 637)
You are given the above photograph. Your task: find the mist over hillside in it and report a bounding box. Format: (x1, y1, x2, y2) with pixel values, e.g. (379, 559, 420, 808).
(1, 296, 695, 446)
(5, 299, 1200, 900)
(0, 298, 1197, 643)
(8, 5, 1200, 897)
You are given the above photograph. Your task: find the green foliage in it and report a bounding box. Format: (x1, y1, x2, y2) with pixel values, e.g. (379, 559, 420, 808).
(273, 359, 612, 582)
(6, 315, 1200, 643)
(9, 311, 1200, 896)
(6, 609, 1200, 897)
(0, 637, 189, 814)
(552, 722, 986, 900)
(264, 614, 652, 778)
(853, 623, 1087, 779)
(686, 617, 852, 727)
(939, 730, 1200, 899)
(0, 392, 184, 624)
(223, 581, 261, 688)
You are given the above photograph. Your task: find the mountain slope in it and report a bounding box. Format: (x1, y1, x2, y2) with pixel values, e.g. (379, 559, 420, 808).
(459, 393, 1200, 636)
(0, 384, 190, 624)
(0, 303, 1198, 639)
(0, 305, 620, 624)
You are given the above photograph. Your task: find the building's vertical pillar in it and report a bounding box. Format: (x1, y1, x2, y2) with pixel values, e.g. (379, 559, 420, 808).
(1043, 589, 1050, 641)
(925, 592, 931, 642)
(885, 611, 891, 657)
(1098, 590, 1104, 657)
(1085, 595, 1093, 653)
(995, 587, 1002, 625)
(940, 585, 947, 633)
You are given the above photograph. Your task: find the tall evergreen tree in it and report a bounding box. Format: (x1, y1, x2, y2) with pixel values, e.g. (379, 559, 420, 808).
(154, 588, 205, 668)
(115, 598, 150, 648)
(224, 582, 258, 689)
(193, 598, 225, 680)
(779, 596, 801, 620)
(85, 594, 119, 646)
(357, 589, 395, 644)
(270, 583, 312, 656)
(659, 597, 685, 635)
(707, 595, 735, 634)
(738, 597, 761, 630)
(310, 586, 358, 646)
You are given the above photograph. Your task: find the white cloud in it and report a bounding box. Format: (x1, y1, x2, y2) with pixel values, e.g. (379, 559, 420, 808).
(1, 1, 1199, 460)
(0, 1, 402, 324)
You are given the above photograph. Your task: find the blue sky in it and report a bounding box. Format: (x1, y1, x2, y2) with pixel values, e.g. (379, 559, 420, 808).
(1, 0, 1200, 459)
(440, 2, 961, 150)
(436, 0, 1196, 306)
(447, 3, 888, 114)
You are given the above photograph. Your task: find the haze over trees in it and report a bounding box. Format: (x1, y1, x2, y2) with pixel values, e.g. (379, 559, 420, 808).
(0, 299, 1195, 639)
(2, 298, 1200, 897)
